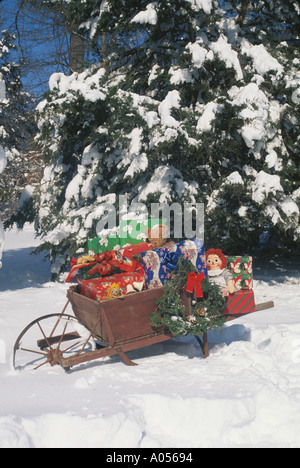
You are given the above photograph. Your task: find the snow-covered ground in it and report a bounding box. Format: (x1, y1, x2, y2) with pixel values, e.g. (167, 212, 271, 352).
(0, 224, 300, 448)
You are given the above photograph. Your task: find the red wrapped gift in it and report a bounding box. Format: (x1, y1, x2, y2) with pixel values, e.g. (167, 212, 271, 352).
(222, 289, 255, 316)
(66, 248, 141, 283)
(79, 266, 145, 301)
(66, 242, 153, 283)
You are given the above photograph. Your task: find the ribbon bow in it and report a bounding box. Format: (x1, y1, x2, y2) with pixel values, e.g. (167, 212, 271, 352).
(186, 271, 205, 298)
(85, 252, 115, 277)
(162, 252, 180, 273)
(66, 250, 137, 283)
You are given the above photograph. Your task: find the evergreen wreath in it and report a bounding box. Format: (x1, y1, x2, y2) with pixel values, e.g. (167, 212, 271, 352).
(150, 258, 227, 337)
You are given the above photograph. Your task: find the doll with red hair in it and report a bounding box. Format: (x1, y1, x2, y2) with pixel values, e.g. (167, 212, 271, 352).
(206, 249, 235, 296)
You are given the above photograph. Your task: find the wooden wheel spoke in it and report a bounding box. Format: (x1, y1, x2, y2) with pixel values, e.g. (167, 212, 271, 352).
(49, 300, 70, 338)
(57, 320, 69, 351)
(37, 321, 54, 351)
(19, 347, 48, 357)
(13, 306, 97, 371)
(61, 340, 81, 354)
(33, 359, 50, 371)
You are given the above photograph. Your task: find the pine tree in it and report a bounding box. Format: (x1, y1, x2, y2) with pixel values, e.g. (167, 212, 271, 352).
(201, 0, 300, 254)
(0, 29, 33, 220)
(15, 0, 300, 278)
(0, 31, 9, 265)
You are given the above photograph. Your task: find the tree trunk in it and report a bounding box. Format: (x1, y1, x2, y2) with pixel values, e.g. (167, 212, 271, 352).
(101, 32, 109, 60)
(69, 29, 85, 73)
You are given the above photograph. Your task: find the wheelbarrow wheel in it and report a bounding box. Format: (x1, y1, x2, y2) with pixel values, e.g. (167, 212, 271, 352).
(13, 311, 97, 371)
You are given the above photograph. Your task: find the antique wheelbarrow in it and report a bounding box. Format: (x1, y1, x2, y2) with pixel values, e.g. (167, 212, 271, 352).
(13, 286, 274, 371)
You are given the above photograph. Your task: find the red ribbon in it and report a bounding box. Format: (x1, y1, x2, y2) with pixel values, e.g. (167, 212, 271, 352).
(66, 259, 98, 282)
(66, 250, 138, 283)
(70, 257, 78, 267)
(122, 242, 153, 257)
(86, 252, 114, 277)
(186, 271, 205, 298)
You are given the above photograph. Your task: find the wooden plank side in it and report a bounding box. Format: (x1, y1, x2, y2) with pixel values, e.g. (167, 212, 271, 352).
(67, 287, 107, 342)
(67, 286, 168, 344)
(99, 288, 166, 342)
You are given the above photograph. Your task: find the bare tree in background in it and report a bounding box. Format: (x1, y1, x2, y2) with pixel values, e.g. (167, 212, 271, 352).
(1, 0, 88, 98)
(0, 0, 99, 222)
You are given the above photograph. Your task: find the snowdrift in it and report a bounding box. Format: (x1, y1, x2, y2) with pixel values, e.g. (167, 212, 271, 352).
(0, 225, 300, 448)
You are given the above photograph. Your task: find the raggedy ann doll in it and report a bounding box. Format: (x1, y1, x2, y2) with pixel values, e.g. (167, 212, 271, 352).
(205, 249, 235, 296)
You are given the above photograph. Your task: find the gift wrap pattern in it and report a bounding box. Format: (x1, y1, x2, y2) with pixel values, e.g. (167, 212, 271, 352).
(88, 219, 166, 253)
(141, 238, 207, 289)
(222, 289, 255, 316)
(227, 255, 253, 290)
(120, 218, 167, 247)
(88, 236, 121, 254)
(79, 267, 145, 301)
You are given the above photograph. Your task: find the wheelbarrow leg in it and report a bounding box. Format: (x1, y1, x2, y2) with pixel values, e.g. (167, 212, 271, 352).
(202, 333, 209, 358)
(195, 333, 209, 358)
(116, 347, 138, 366)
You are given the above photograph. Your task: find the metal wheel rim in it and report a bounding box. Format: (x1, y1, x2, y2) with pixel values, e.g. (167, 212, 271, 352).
(13, 313, 95, 371)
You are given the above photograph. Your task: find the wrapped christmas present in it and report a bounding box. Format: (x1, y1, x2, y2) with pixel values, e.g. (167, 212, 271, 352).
(88, 235, 121, 254)
(120, 218, 167, 248)
(227, 255, 253, 290)
(65, 243, 153, 283)
(141, 238, 207, 289)
(65, 250, 136, 283)
(88, 218, 166, 253)
(222, 289, 255, 316)
(120, 219, 148, 248)
(78, 266, 145, 301)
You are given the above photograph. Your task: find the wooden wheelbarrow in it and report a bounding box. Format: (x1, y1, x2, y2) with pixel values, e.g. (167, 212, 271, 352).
(13, 286, 274, 371)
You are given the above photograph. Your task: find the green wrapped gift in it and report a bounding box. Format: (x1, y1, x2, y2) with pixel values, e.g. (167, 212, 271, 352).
(88, 218, 167, 253)
(120, 218, 167, 247)
(88, 235, 121, 254)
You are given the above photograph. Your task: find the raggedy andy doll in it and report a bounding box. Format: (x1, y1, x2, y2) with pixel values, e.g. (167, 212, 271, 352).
(206, 249, 235, 296)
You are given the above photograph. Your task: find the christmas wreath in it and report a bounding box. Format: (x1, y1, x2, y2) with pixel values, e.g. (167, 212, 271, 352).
(150, 259, 227, 337)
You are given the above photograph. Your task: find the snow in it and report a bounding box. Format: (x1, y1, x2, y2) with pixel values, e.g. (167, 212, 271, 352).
(0, 144, 7, 174)
(209, 35, 243, 80)
(0, 73, 7, 269)
(138, 165, 197, 204)
(266, 150, 279, 169)
(114, 127, 149, 178)
(186, 42, 209, 68)
(148, 64, 159, 85)
(158, 90, 181, 128)
(251, 171, 283, 204)
(241, 40, 284, 76)
(124, 153, 148, 179)
(187, 0, 213, 14)
(127, 128, 143, 157)
(224, 171, 244, 186)
(131, 3, 158, 26)
(228, 83, 273, 150)
(169, 67, 194, 85)
(279, 197, 300, 219)
(197, 102, 221, 133)
(18, 185, 35, 210)
(0, 73, 6, 103)
(47, 68, 106, 103)
(0, 225, 300, 448)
